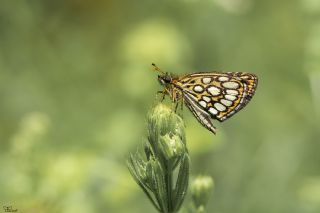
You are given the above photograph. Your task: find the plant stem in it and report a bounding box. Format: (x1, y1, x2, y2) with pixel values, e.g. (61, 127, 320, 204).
(166, 163, 173, 212)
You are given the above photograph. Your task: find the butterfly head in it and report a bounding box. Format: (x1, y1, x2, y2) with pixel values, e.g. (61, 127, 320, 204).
(152, 63, 173, 86)
(157, 73, 172, 86)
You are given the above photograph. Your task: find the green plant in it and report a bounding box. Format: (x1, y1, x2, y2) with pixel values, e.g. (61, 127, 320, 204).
(127, 104, 190, 213)
(189, 176, 214, 213)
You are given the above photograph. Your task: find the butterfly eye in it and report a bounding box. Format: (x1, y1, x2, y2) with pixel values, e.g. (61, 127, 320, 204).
(158, 75, 172, 85)
(158, 75, 166, 85)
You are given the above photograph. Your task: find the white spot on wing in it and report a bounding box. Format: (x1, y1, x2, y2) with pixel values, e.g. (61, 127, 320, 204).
(209, 107, 218, 115)
(222, 82, 239, 89)
(214, 103, 226, 111)
(208, 86, 220, 96)
(203, 96, 211, 102)
(199, 101, 207, 108)
(202, 77, 212, 84)
(218, 76, 229, 81)
(221, 99, 232, 106)
(194, 85, 204, 93)
(226, 89, 239, 95)
(225, 94, 237, 101)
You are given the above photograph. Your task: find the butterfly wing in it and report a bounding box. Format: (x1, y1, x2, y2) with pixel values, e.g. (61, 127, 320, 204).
(183, 92, 217, 134)
(175, 72, 258, 122)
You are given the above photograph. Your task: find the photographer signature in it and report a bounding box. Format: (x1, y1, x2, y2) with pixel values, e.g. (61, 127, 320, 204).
(3, 206, 17, 212)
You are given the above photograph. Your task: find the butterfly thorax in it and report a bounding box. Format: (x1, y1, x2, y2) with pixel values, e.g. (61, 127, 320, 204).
(158, 73, 183, 102)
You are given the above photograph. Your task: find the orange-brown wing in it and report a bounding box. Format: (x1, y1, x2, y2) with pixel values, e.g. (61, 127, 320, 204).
(174, 72, 258, 121)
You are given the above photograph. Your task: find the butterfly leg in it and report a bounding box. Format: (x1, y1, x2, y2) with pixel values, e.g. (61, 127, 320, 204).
(174, 101, 179, 112)
(156, 89, 167, 102)
(181, 97, 184, 111)
(168, 89, 178, 112)
(171, 89, 183, 113)
(176, 97, 183, 117)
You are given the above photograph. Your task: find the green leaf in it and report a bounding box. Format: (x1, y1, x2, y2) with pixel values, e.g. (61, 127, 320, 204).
(173, 153, 190, 211)
(151, 158, 169, 212)
(127, 155, 161, 211)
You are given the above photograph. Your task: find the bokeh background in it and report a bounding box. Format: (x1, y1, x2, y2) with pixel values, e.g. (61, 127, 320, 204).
(1, 0, 320, 212)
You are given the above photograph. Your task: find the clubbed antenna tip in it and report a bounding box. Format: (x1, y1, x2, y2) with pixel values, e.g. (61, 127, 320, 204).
(151, 63, 164, 74)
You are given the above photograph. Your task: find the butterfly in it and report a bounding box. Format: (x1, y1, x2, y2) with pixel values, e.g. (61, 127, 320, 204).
(153, 63, 258, 134)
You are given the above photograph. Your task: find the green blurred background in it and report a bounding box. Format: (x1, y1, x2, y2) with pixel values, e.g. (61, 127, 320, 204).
(1, 0, 320, 212)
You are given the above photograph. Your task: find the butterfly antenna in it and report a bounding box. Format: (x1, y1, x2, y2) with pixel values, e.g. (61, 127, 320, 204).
(152, 63, 165, 74)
